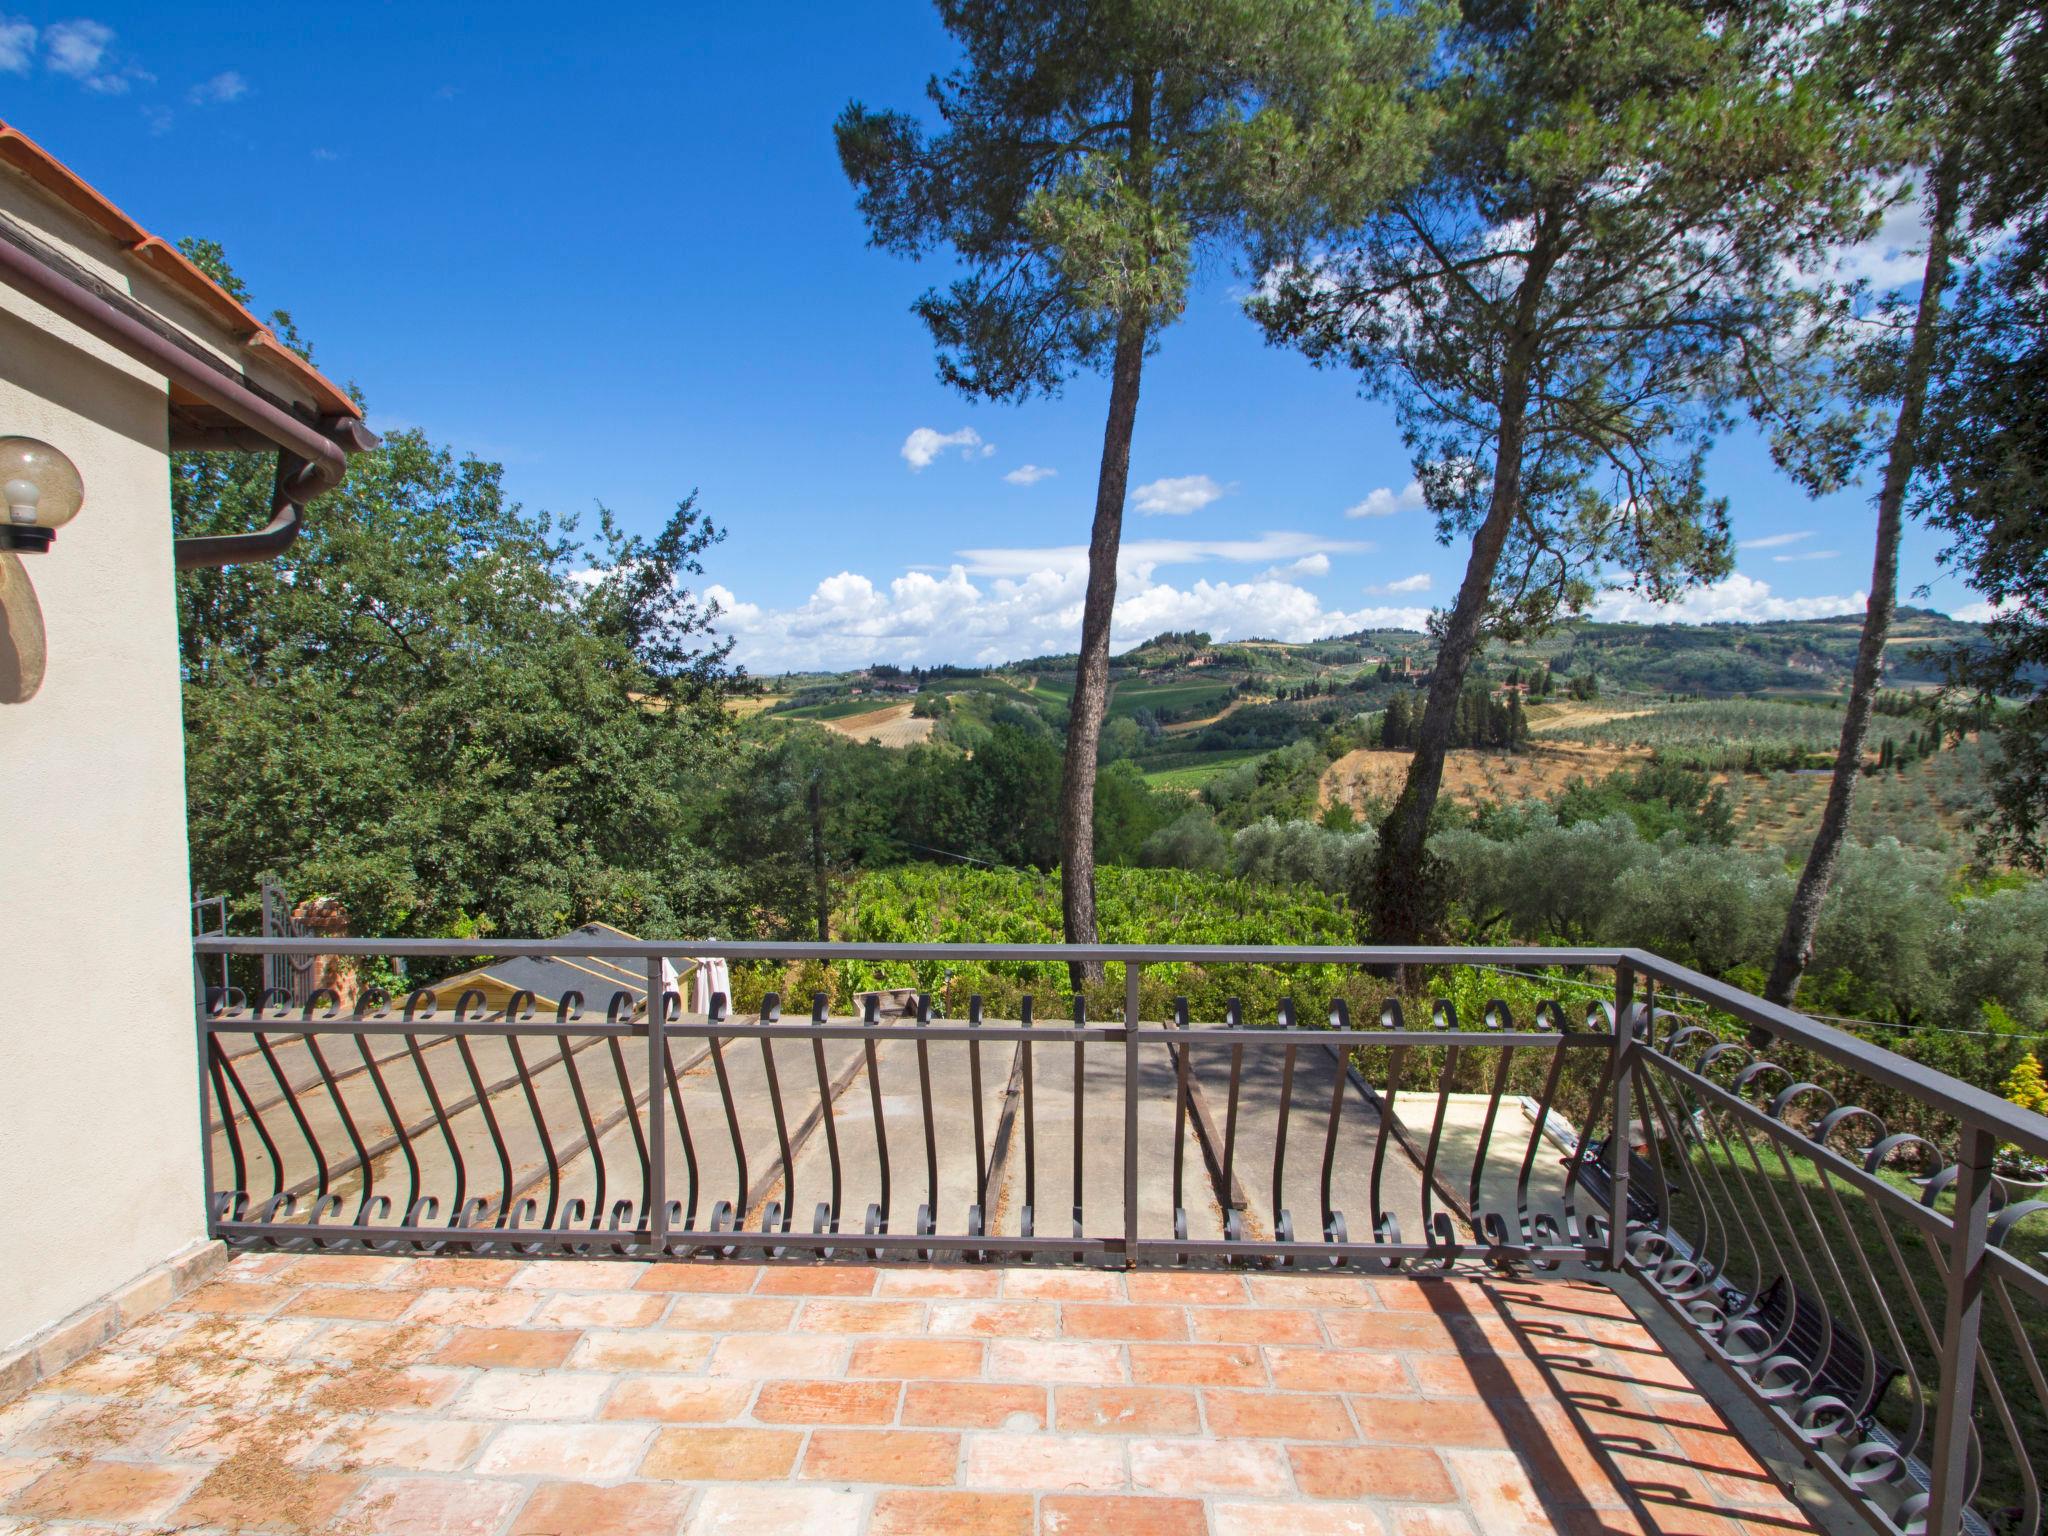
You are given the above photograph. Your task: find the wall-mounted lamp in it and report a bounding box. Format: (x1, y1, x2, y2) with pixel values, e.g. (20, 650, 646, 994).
(0, 543, 45, 702)
(1, 436, 84, 553)
(0, 437, 79, 702)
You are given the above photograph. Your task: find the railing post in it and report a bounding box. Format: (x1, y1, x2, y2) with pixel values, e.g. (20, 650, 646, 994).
(1124, 958, 1141, 1269)
(646, 957, 669, 1256)
(1926, 1122, 1995, 1535)
(1607, 961, 1635, 1270)
(193, 951, 218, 1235)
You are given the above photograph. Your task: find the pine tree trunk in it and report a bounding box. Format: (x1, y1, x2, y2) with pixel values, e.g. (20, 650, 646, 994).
(1370, 348, 1537, 945)
(1059, 71, 1154, 992)
(1764, 164, 1959, 1009)
(1060, 311, 1148, 990)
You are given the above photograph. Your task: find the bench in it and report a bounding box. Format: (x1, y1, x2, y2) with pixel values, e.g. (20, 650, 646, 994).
(1571, 1136, 1665, 1228)
(1744, 1274, 1906, 1423)
(1572, 1141, 1903, 1424)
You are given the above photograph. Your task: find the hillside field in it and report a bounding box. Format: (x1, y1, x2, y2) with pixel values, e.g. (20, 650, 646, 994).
(818, 702, 934, 747)
(1540, 696, 1858, 767)
(1140, 748, 1267, 789)
(1108, 677, 1236, 722)
(1319, 741, 1652, 814)
(743, 612, 2001, 870)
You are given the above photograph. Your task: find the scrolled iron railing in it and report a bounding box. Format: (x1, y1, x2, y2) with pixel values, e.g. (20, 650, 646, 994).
(190, 937, 2047, 1536)
(1620, 981, 2048, 1536)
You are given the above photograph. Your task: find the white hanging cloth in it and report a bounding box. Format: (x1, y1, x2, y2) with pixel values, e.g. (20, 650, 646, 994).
(687, 955, 732, 1016)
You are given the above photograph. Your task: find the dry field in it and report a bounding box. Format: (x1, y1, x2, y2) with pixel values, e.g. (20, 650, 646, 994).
(1525, 700, 1657, 733)
(1319, 741, 1651, 814)
(820, 701, 935, 748)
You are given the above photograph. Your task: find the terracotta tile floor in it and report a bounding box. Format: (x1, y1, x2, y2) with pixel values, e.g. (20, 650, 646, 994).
(0, 1252, 1817, 1535)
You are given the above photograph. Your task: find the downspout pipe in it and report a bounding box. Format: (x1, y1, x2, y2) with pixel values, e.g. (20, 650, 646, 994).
(172, 417, 377, 570)
(0, 223, 377, 569)
(173, 449, 318, 570)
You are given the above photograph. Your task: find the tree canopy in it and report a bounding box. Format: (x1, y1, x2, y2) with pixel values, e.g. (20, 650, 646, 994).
(1250, 0, 1872, 942)
(836, 0, 1428, 402)
(175, 245, 750, 940)
(836, 0, 1432, 979)
(1917, 8, 2048, 870)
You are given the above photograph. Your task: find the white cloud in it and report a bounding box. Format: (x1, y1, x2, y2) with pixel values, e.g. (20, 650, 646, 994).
(188, 69, 246, 104)
(1369, 572, 1431, 595)
(1004, 464, 1057, 486)
(43, 17, 127, 91)
(1833, 182, 1929, 291)
(1346, 480, 1426, 518)
(1132, 474, 1226, 515)
(1595, 572, 1867, 624)
(956, 530, 1367, 580)
(0, 15, 35, 73)
(1772, 550, 1840, 564)
(1738, 530, 1812, 550)
(1259, 553, 1332, 579)
(901, 426, 992, 470)
(703, 583, 761, 627)
(1948, 597, 2012, 623)
(43, 17, 109, 73)
(707, 531, 1417, 671)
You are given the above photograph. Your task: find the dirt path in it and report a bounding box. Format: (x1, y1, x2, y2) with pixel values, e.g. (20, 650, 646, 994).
(1318, 741, 1651, 813)
(1161, 694, 1256, 735)
(821, 702, 934, 748)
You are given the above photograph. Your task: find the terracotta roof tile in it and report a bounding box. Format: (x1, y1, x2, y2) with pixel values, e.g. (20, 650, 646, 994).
(0, 119, 361, 420)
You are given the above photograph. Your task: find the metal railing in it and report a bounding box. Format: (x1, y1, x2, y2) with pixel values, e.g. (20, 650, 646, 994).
(1621, 967, 2048, 1536)
(190, 937, 2048, 1536)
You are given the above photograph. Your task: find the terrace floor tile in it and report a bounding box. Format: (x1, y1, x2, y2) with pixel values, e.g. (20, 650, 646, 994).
(0, 1252, 1825, 1536)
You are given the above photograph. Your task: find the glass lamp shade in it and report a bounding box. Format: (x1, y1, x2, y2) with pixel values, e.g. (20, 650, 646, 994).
(0, 437, 85, 551)
(1, 550, 47, 702)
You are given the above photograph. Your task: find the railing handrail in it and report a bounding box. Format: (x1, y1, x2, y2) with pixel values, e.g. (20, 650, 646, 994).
(192, 937, 1631, 964)
(190, 936, 2048, 1157)
(1627, 950, 2048, 1159)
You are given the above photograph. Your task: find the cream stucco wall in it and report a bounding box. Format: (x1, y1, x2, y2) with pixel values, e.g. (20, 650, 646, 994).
(0, 288, 205, 1348)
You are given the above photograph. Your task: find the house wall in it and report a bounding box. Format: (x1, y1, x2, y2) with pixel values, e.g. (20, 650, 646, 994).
(0, 285, 205, 1348)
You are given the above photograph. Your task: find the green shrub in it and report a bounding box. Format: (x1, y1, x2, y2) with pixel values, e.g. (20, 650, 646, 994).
(1139, 809, 1230, 874)
(1231, 817, 1377, 895)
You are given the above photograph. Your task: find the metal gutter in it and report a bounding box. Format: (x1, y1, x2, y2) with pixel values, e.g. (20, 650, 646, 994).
(0, 216, 376, 568)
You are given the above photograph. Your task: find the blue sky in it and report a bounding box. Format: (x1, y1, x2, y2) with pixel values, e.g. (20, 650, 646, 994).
(1, 3, 1991, 671)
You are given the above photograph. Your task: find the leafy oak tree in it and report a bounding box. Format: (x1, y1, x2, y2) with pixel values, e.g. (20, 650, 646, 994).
(174, 242, 753, 940)
(1251, 0, 1869, 943)
(836, 0, 1429, 981)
